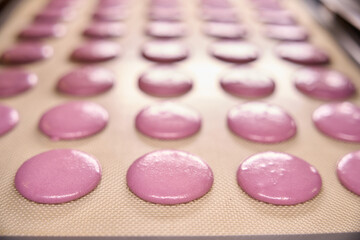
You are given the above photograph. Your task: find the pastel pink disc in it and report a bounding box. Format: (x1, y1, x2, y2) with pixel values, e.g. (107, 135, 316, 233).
(204, 22, 246, 39)
(227, 102, 296, 143)
(84, 22, 126, 38)
(201, 0, 233, 8)
(294, 67, 355, 100)
(71, 41, 120, 62)
(237, 151, 322, 205)
(93, 7, 128, 21)
(127, 150, 214, 205)
(146, 21, 186, 38)
(259, 10, 296, 25)
(210, 41, 259, 63)
(142, 40, 189, 63)
(1, 43, 53, 64)
(57, 66, 114, 96)
(34, 8, 75, 22)
(151, 0, 179, 7)
(148, 7, 182, 21)
(135, 101, 201, 140)
(337, 151, 360, 196)
(0, 104, 19, 136)
(220, 68, 275, 98)
(265, 25, 308, 41)
(98, 0, 128, 8)
(313, 102, 360, 142)
(39, 101, 109, 140)
(276, 42, 330, 65)
(201, 8, 238, 23)
(0, 69, 37, 97)
(15, 149, 102, 204)
(138, 65, 192, 97)
(19, 23, 66, 39)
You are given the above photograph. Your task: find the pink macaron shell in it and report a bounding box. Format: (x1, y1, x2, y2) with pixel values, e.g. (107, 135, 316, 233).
(135, 101, 201, 140)
(276, 42, 330, 65)
(127, 150, 214, 205)
(93, 7, 128, 22)
(146, 21, 186, 38)
(313, 102, 360, 142)
(237, 151, 322, 205)
(1, 42, 53, 64)
(294, 67, 355, 100)
(148, 7, 182, 21)
(337, 151, 360, 196)
(84, 22, 126, 38)
(71, 41, 120, 62)
(34, 8, 76, 22)
(19, 23, 67, 39)
(210, 41, 259, 63)
(201, 8, 239, 23)
(15, 149, 102, 204)
(57, 66, 114, 96)
(141, 40, 189, 63)
(204, 22, 246, 39)
(227, 102, 296, 143)
(0, 104, 19, 136)
(39, 101, 109, 141)
(139, 65, 192, 97)
(265, 25, 308, 41)
(220, 67, 275, 98)
(0, 69, 37, 97)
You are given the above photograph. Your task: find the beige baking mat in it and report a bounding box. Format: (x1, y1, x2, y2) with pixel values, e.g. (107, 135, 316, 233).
(0, 0, 359, 236)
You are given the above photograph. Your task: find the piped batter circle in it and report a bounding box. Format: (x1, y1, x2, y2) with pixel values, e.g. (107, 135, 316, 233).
(19, 23, 66, 39)
(57, 66, 114, 96)
(227, 102, 296, 143)
(84, 22, 126, 38)
(237, 151, 322, 205)
(210, 41, 259, 63)
(15, 149, 102, 204)
(71, 41, 120, 62)
(204, 22, 246, 39)
(275, 42, 329, 65)
(141, 40, 189, 62)
(0, 69, 37, 97)
(337, 151, 360, 196)
(220, 67, 275, 98)
(0, 104, 19, 136)
(146, 21, 186, 38)
(127, 150, 214, 205)
(313, 102, 360, 142)
(138, 65, 192, 97)
(294, 67, 355, 100)
(1, 42, 53, 64)
(135, 101, 201, 140)
(39, 101, 109, 140)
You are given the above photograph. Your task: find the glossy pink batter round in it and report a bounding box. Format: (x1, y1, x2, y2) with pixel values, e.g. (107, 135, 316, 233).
(210, 41, 259, 63)
(93, 7, 128, 22)
(294, 67, 355, 100)
(0, 104, 19, 136)
(220, 67, 275, 98)
(0, 69, 37, 97)
(19, 23, 66, 39)
(34, 8, 75, 22)
(204, 22, 246, 39)
(148, 7, 182, 21)
(57, 66, 114, 96)
(135, 101, 201, 140)
(313, 102, 360, 142)
(84, 22, 126, 38)
(39, 101, 109, 140)
(127, 150, 214, 205)
(1, 43, 53, 64)
(71, 41, 120, 62)
(337, 151, 360, 196)
(227, 102, 296, 143)
(237, 151, 322, 205)
(138, 65, 192, 97)
(201, 8, 238, 23)
(146, 21, 186, 38)
(265, 25, 308, 41)
(276, 42, 330, 65)
(15, 149, 102, 204)
(142, 40, 189, 62)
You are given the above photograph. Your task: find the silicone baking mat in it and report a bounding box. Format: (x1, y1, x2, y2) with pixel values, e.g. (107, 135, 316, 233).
(0, 0, 359, 238)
